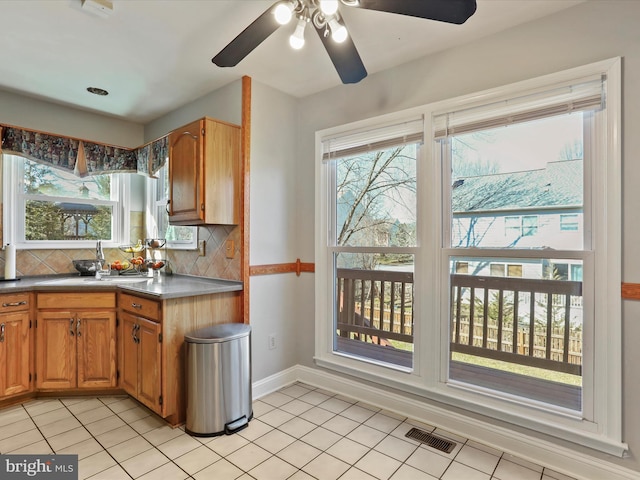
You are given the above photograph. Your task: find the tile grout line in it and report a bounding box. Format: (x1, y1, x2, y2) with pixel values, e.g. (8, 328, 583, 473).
(1, 382, 568, 480)
(92, 396, 194, 480)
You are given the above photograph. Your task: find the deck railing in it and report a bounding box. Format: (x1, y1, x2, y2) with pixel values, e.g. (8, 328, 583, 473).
(450, 274, 583, 376)
(336, 268, 583, 376)
(336, 268, 414, 347)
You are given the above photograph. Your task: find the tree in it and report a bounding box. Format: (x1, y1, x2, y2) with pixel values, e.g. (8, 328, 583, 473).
(23, 161, 59, 194)
(25, 200, 64, 240)
(22, 159, 113, 240)
(451, 132, 500, 179)
(336, 144, 416, 270)
(558, 140, 583, 161)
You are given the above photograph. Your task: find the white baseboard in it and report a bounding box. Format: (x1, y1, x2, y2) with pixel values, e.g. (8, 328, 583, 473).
(253, 365, 639, 480)
(252, 365, 300, 399)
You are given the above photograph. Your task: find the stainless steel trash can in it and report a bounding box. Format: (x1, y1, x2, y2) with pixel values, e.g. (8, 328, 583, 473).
(185, 323, 252, 436)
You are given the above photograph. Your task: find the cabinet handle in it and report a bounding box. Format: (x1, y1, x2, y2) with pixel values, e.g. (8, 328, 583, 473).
(0, 323, 4, 342)
(131, 303, 142, 309)
(132, 323, 140, 344)
(77, 319, 81, 337)
(166, 199, 170, 215)
(69, 318, 75, 336)
(2, 301, 26, 308)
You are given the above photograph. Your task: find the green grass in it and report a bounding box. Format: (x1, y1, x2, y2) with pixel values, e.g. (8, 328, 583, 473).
(377, 341, 581, 387)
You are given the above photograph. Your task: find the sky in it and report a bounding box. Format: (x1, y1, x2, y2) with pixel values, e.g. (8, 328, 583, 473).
(456, 112, 583, 174)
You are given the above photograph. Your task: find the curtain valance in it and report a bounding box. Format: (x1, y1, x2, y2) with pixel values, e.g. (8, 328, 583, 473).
(0, 124, 168, 177)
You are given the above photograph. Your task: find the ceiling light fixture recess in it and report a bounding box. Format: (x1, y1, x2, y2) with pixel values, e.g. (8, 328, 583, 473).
(87, 87, 109, 96)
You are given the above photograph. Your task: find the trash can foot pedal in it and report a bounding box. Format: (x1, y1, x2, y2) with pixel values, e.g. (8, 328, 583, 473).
(225, 416, 248, 435)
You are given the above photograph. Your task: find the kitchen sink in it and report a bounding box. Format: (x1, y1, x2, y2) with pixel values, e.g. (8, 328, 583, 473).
(36, 277, 149, 286)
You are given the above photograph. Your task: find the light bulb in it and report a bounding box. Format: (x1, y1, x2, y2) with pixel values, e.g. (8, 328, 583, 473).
(289, 18, 306, 49)
(328, 17, 348, 43)
(320, 0, 339, 16)
(274, 2, 293, 25)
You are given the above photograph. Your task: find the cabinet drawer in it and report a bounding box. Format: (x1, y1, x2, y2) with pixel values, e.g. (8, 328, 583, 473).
(37, 292, 115, 310)
(0, 293, 30, 312)
(119, 293, 160, 321)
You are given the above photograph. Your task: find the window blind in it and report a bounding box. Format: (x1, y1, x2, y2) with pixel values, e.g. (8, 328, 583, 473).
(322, 117, 424, 161)
(434, 75, 605, 139)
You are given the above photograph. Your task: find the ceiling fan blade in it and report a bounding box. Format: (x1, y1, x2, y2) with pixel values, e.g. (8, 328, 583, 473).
(314, 21, 367, 84)
(212, 4, 281, 67)
(352, 0, 477, 25)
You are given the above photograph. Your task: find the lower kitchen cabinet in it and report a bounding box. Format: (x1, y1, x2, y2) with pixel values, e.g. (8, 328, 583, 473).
(36, 293, 117, 390)
(119, 290, 242, 426)
(0, 293, 32, 398)
(120, 311, 162, 414)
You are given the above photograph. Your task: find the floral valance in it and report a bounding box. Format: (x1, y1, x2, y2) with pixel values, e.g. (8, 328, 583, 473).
(0, 125, 168, 177)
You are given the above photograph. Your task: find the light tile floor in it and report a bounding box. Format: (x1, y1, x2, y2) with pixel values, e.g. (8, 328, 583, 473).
(0, 382, 578, 480)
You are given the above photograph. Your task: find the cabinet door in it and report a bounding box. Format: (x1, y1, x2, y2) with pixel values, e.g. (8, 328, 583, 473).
(0, 312, 31, 397)
(77, 311, 116, 389)
(169, 119, 204, 224)
(36, 311, 76, 389)
(203, 119, 240, 225)
(120, 312, 139, 397)
(137, 317, 162, 414)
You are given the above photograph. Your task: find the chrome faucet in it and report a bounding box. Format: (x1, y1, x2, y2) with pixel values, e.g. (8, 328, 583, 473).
(96, 241, 105, 267)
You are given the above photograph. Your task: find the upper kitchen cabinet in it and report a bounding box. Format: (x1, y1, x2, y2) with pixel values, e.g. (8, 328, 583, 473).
(168, 117, 240, 226)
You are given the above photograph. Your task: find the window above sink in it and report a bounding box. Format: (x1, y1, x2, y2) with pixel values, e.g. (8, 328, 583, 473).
(3, 155, 130, 249)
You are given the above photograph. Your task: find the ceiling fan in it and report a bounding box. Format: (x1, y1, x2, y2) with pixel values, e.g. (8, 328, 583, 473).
(212, 0, 477, 84)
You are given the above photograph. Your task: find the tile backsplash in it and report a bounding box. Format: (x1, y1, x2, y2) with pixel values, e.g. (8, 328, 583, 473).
(0, 208, 241, 281)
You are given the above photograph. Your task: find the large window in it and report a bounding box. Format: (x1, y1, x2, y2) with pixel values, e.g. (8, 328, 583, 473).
(321, 119, 421, 370)
(3, 155, 128, 248)
(441, 108, 589, 411)
(316, 59, 622, 454)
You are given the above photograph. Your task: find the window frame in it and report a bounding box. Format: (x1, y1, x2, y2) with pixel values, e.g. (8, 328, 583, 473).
(315, 58, 623, 455)
(2, 154, 130, 249)
(145, 164, 197, 250)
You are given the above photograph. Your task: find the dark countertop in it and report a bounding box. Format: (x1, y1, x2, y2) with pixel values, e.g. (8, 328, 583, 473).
(0, 274, 243, 300)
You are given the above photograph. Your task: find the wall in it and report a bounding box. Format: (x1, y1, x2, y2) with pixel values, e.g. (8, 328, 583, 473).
(0, 90, 143, 147)
(293, 0, 640, 473)
(248, 81, 300, 381)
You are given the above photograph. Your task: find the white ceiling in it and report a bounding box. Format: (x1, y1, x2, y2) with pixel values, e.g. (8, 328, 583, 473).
(0, 0, 584, 124)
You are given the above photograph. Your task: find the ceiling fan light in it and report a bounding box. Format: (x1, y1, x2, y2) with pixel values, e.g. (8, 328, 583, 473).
(274, 2, 294, 25)
(289, 18, 306, 49)
(319, 0, 339, 16)
(328, 17, 348, 43)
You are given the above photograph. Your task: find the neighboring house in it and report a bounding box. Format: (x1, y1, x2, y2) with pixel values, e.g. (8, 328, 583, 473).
(451, 159, 583, 281)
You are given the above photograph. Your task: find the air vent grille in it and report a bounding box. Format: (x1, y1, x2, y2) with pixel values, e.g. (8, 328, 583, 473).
(405, 427, 456, 453)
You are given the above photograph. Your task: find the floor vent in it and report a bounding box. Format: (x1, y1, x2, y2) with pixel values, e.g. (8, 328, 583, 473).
(405, 427, 456, 453)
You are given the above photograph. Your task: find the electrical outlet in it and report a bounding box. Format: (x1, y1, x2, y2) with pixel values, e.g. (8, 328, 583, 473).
(225, 240, 235, 259)
(198, 240, 206, 256)
(268, 334, 276, 350)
